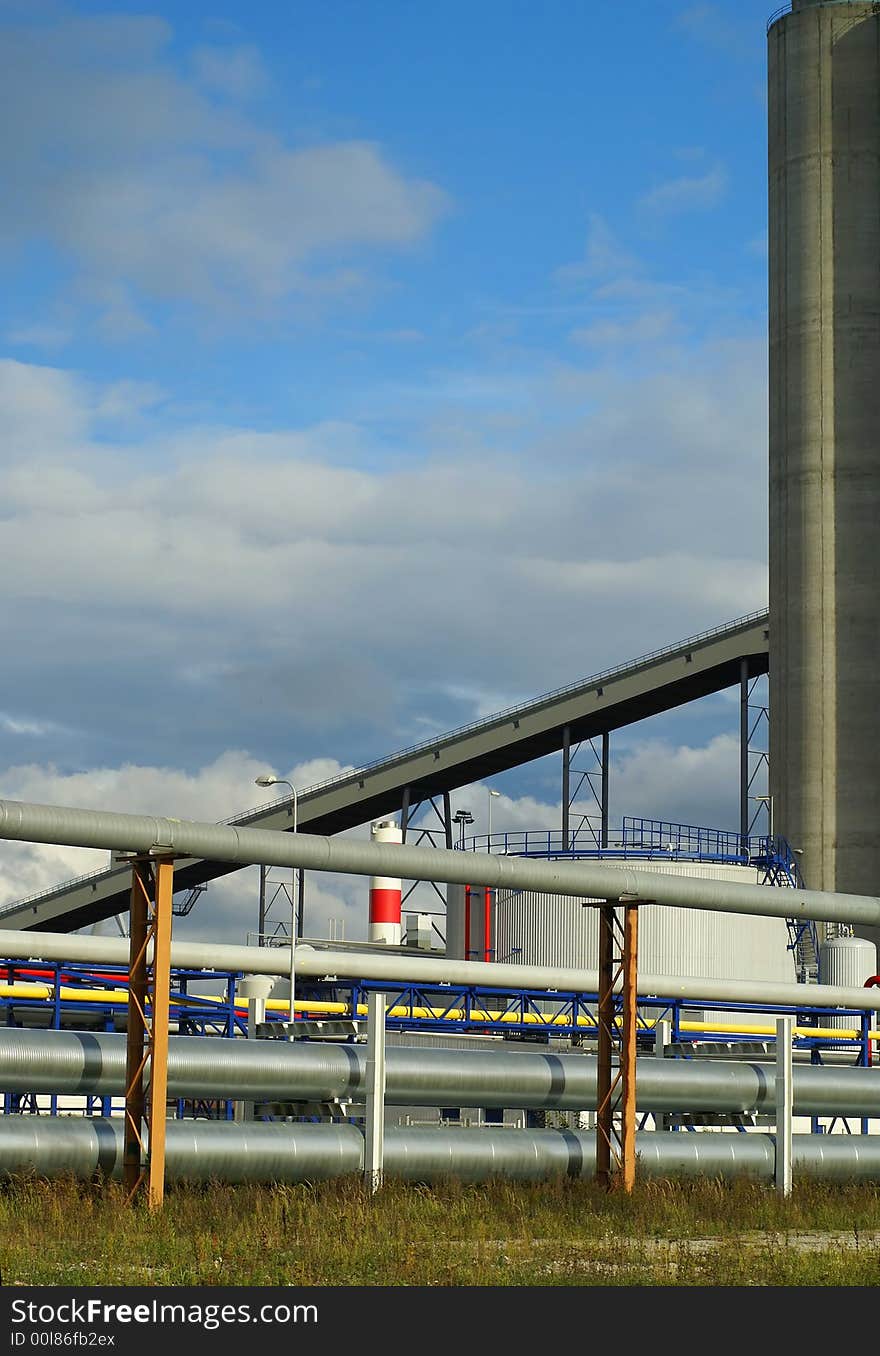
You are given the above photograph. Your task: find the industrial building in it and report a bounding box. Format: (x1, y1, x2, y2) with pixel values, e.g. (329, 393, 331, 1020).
(0, 0, 877, 1195)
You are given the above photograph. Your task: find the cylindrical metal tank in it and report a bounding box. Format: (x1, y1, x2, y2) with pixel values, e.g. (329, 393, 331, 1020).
(768, 0, 880, 962)
(452, 861, 798, 1025)
(819, 934, 877, 1026)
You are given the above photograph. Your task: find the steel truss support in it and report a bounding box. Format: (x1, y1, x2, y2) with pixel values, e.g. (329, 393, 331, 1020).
(122, 854, 174, 1210)
(258, 864, 294, 943)
(595, 899, 638, 1192)
(400, 787, 452, 907)
(739, 659, 749, 850)
(562, 728, 609, 850)
(745, 673, 770, 838)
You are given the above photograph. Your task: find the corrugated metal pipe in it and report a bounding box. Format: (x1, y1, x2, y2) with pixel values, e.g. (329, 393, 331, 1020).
(3, 1030, 880, 1116)
(2, 796, 880, 929)
(1, 1118, 879, 1184)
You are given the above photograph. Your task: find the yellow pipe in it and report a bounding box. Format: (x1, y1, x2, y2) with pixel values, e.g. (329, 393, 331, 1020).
(1, 981, 876, 1044)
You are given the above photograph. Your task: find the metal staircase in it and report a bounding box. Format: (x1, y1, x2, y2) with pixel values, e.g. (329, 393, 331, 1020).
(756, 837, 819, 983)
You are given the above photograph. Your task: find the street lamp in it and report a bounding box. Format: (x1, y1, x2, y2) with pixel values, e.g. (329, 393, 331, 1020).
(453, 808, 474, 848)
(487, 788, 501, 850)
(753, 794, 774, 838)
(255, 774, 300, 1037)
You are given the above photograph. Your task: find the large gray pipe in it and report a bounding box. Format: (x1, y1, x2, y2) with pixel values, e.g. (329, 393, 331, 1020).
(1, 1117, 879, 1184)
(3, 1029, 880, 1117)
(2, 796, 880, 928)
(0, 924, 876, 1013)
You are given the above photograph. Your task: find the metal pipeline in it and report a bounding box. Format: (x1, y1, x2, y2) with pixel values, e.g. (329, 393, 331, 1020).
(1, 796, 880, 928)
(1, 1118, 880, 1183)
(3, 981, 873, 1041)
(0, 926, 876, 1014)
(2, 1029, 879, 1116)
(293, 944, 880, 1014)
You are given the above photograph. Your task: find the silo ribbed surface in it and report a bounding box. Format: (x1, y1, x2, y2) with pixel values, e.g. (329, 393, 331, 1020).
(768, 0, 880, 966)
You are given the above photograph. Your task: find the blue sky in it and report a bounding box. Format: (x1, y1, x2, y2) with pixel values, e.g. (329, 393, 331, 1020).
(0, 0, 774, 938)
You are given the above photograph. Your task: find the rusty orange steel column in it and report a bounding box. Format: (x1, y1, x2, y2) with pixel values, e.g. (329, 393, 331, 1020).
(595, 898, 639, 1192)
(123, 861, 150, 1198)
(595, 901, 616, 1188)
(620, 901, 639, 1194)
(122, 853, 175, 1209)
(147, 857, 174, 1211)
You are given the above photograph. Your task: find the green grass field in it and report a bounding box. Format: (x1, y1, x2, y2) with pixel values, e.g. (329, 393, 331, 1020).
(1, 1176, 879, 1286)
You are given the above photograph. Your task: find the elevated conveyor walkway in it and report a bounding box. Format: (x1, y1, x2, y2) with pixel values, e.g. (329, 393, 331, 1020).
(0, 610, 769, 933)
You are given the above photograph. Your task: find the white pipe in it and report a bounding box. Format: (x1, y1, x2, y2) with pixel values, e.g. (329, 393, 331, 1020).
(293, 945, 880, 1014)
(364, 992, 386, 1192)
(1, 796, 879, 929)
(775, 1015, 793, 1198)
(0, 925, 876, 1012)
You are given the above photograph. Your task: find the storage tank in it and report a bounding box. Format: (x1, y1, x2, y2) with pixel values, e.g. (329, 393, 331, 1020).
(819, 933, 877, 1028)
(768, 0, 880, 961)
(448, 857, 798, 1028)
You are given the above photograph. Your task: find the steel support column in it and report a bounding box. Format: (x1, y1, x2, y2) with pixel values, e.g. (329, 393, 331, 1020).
(400, 788, 454, 909)
(775, 1015, 793, 1198)
(364, 991, 386, 1193)
(121, 855, 174, 1210)
(600, 731, 610, 850)
(562, 725, 571, 850)
(595, 898, 638, 1191)
(740, 658, 749, 852)
(122, 862, 148, 1197)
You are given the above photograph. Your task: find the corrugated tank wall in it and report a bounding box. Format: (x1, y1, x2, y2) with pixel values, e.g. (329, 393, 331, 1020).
(486, 862, 798, 1027)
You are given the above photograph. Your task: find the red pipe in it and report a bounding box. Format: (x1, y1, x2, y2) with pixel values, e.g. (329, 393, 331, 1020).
(484, 886, 492, 963)
(1, 965, 130, 986)
(864, 975, 880, 988)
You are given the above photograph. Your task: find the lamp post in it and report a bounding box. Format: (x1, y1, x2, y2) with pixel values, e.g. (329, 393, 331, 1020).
(453, 808, 474, 849)
(487, 788, 500, 851)
(753, 794, 774, 839)
(255, 775, 299, 1037)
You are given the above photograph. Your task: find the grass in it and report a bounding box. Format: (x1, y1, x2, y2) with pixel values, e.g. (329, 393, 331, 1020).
(0, 1175, 879, 1286)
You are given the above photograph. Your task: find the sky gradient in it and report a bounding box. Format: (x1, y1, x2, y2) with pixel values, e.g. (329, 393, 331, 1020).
(0, 0, 774, 942)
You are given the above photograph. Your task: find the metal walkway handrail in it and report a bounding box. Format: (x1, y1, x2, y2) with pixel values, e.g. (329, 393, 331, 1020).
(767, 4, 792, 31)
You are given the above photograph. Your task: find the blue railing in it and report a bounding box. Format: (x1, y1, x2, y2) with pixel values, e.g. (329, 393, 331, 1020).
(621, 817, 750, 859)
(461, 820, 776, 866)
(459, 818, 820, 979)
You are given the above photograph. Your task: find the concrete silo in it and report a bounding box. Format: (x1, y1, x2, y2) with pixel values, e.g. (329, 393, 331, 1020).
(768, 0, 880, 952)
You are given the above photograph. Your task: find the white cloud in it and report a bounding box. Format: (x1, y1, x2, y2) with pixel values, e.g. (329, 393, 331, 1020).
(0, 750, 359, 943)
(0, 730, 745, 945)
(5, 324, 72, 350)
(571, 310, 678, 347)
(0, 713, 62, 738)
(555, 214, 639, 288)
(0, 13, 449, 323)
(0, 351, 767, 747)
(639, 164, 728, 216)
(610, 733, 740, 830)
(192, 43, 268, 100)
